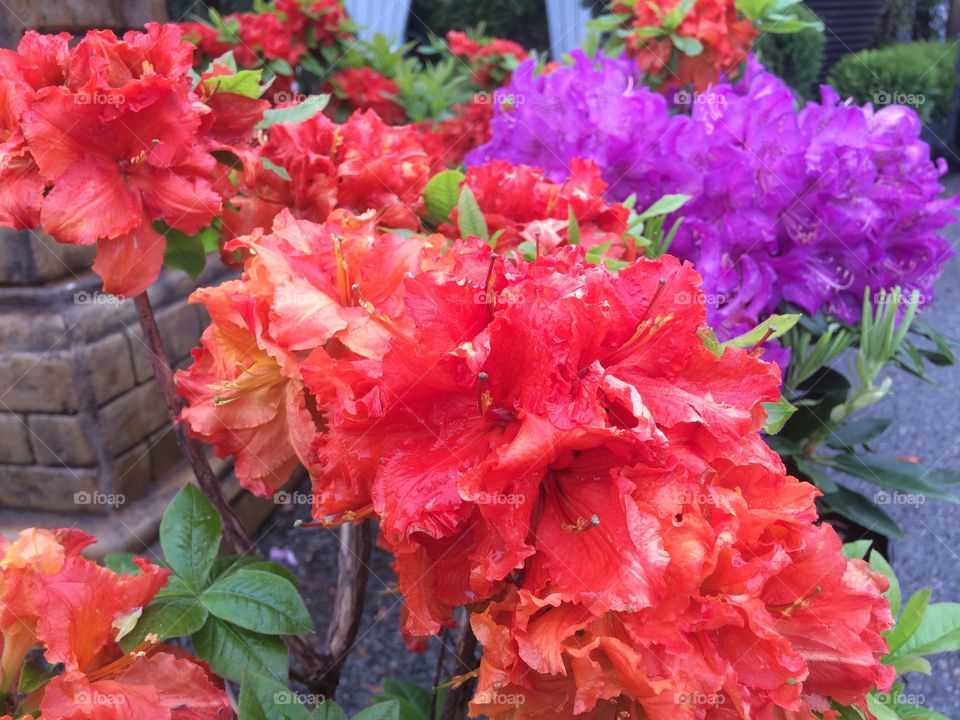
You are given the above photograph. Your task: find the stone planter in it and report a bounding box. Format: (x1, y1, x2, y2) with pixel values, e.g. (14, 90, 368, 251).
(0, 229, 249, 556)
(545, 0, 592, 61)
(343, 0, 411, 44)
(0, 0, 166, 47)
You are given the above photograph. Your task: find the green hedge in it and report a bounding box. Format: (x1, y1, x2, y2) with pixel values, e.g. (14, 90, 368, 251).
(827, 42, 957, 123)
(754, 4, 826, 99)
(407, 0, 549, 53)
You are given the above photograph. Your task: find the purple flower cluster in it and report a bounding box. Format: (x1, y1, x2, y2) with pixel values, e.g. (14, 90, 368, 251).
(467, 52, 956, 337)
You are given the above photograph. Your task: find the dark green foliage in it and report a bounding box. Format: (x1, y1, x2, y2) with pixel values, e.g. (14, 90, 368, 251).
(407, 0, 550, 53)
(754, 3, 826, 98)
(828, 41, 957, 123)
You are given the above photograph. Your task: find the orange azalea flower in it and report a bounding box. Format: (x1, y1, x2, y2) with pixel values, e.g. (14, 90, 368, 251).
(0, 529, 232, 719)
(178, 209, 441, 497)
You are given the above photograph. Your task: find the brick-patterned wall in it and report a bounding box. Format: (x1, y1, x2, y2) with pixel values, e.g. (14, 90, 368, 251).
(0, 228, 235, 551)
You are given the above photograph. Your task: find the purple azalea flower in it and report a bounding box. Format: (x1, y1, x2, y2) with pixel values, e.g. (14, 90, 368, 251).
(469, 55, 956, 338)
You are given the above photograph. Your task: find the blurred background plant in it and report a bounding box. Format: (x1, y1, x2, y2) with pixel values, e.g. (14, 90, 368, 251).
(753, 3, 826, 97)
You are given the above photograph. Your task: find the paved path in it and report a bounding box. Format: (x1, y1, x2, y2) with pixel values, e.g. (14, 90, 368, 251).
(858, 175, 960, 718)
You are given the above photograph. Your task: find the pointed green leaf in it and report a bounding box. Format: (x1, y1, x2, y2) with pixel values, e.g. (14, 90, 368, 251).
(352, 701, 401, 720)
(885, 589, 931, 656)
(160, 484, 222, 590)
(762, 396, 796, 434)
(723, 314, 802, 349)
(257, 95, 330, 129)
(120, 598, 209, 651)
(869, 550, 901, 618)
(201, 568, 314, 634)
(239, 671, 315, 720)
(457, 185, 489, 244)
(192, 616, 288, 683)
(423, 170, 465, 223)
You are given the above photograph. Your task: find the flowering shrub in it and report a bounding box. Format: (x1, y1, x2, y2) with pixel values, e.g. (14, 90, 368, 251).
(0, 24, 268, 296)
(469, 53, 955, 338)
(179, 0, 352, 75)
(607, 0, 757, 90)
(594, 0, 821, 92)
(175, 198, 897, 715)
(221, 108, 434, 241)
(0, 528, 231, 718)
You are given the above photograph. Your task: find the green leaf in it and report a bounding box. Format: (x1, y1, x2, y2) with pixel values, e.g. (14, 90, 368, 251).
(819, 485, 905, 539)
(636, 194, 690, 220)
(795, 458, 839, 493)
(890, 603, 960, 658)
(723, 314, 802, 349)
(160, 225, 208, 279)
(192, 616, 288, 683)
(457, 185, 489, 244)
(213, 556, 301, 589)
(120, 597, 209, 651)
(104, 552, 140, 575)
(841, 540, 873, 560)
(352, 701, 401, 720)
(567, 206, 581, 246)
(202, 69, 263, 99)
(19, 660, 56, 695)
(160, 484, 222, 590)
(762, 396, 796, 434)
(239, 671, 315, 720)
(267, 58, 295, 77)
(698, 327, 723, 358)
(890, 654, 931, 675)
(866, 695, 902, 720)
(885, 589, 931, 656)
(374, 678, 440, 720)
(826, 455, 960, 502)
(423, 170, 465, 223)
(262, 158, 292, 181)
(314, 702, 349, 720)
(201, 568, 314, 634)
(256, 95, 330, 129)
(869, 550, 901, 618)
(827, 418, 893, 449)
(670, 34, 703, 56)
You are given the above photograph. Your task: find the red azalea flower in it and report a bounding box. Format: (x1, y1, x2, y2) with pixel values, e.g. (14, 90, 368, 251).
(326, 67, 406, 125)
(414, 99, 494, 171)
(225, 109, 432, 238)
(444, 159, 629, 255)
(614, 0, 756, 90)
(178, 209, 439, 496)
(1, 24, 229, 297)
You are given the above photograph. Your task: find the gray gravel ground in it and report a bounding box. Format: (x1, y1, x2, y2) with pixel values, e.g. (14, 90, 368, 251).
(854, 177, 960, 719)
(257, 180, 960, 717)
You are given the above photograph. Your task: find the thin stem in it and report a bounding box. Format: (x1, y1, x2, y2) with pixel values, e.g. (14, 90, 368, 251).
(132, 293, 253, 556)
(133, 291, 367, 699)
(439, 611, 479, 720)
